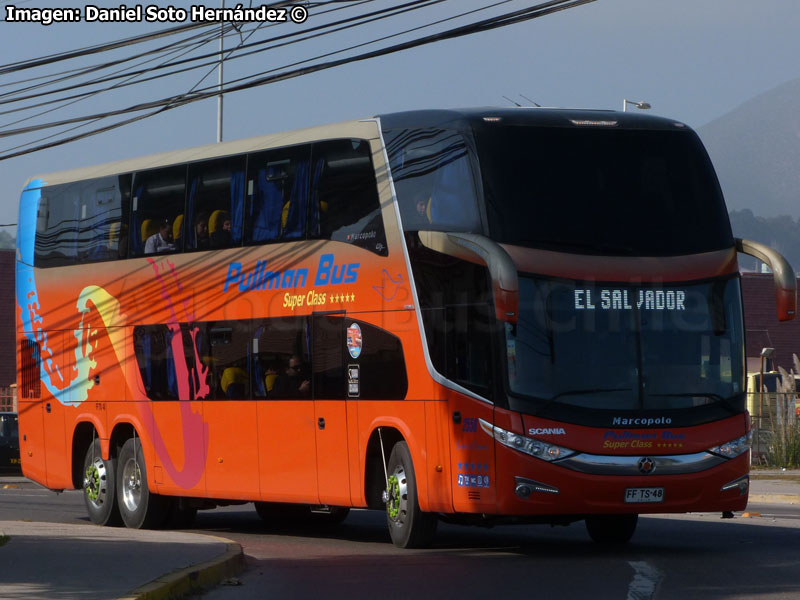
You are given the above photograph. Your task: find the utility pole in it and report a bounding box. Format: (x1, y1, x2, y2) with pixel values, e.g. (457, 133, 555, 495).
(217, 0, 224, 143)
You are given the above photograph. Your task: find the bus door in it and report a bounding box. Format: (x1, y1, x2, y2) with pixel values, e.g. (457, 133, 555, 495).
(18, 337, 46, 485)
(200, 321, 260, 500)
(41, 330, 69, 489)
(255, 317, 318, 503)
(312, 314, 351, 506)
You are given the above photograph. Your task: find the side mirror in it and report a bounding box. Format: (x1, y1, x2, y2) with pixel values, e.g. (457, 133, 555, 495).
(417, 231, 518, 323)
(736, 238, 797, 321)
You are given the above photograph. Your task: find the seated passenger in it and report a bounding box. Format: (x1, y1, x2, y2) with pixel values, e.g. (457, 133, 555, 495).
(195, 212, 210, 250)
(144, 219, 175, 254)
(210, 210, 232, 249)
(271, 355, 310, 398)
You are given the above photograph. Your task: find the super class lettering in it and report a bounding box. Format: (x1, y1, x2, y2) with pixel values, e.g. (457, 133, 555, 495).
(224, 253, 359, 292)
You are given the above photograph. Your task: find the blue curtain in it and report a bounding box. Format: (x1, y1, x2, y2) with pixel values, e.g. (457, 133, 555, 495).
(283, 160, 309, 239)
(230, 170, 245, 244)
(309, 158, 325, 236)
(166, 330, 177, 398)
(251, 167, 283, 242)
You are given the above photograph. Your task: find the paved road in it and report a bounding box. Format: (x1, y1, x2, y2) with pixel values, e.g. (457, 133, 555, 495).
(3, 481, 800, 600)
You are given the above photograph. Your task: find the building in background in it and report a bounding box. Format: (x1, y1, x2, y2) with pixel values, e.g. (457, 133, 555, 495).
(741, 272, 800, 374)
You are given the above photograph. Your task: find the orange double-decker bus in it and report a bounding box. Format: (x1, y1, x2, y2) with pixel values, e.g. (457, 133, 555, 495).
(16, 108, 796, 547)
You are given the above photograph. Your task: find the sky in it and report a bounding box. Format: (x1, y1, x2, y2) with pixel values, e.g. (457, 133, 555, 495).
(1, 0, 799, 231)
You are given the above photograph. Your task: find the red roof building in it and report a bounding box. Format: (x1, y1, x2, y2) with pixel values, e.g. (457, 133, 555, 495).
(741, 272, 800, 374)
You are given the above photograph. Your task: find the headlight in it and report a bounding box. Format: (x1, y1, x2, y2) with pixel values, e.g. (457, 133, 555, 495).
(709, 431, 752, 458)
(479, 419, 575, 462)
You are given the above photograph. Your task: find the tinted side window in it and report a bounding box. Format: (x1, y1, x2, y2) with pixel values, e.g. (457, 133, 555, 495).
(245, 145, 310, 245)
(313, 315, 345, 400)
(310, 139, 387, 256)
(133, 325, 196, 401)
(195, 321, 251, 400)
(187, 156, 246, 252)
(35, 182, 80, 267)
(385, 128, 481, 233)
(253, 317, 311, 399)
(78, 175, 131, 262)
(347, 320, 407, 400)
(131, 166, 186, 256)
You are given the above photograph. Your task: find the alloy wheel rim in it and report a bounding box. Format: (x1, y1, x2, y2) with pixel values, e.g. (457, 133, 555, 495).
(84, 457, 107, 506)
(386, 465, 408, 525)
(121, 457, 142, 512)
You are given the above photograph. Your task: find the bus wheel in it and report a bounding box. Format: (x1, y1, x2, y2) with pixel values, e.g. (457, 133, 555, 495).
(117, 437, 168, 529)
(585, 514, 638, 544)
(385, 441, 437, 548)
(82, 439, 121, 526)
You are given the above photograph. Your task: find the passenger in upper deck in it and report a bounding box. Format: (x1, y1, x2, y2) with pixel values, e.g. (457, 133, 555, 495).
(144, 219, 175, 254)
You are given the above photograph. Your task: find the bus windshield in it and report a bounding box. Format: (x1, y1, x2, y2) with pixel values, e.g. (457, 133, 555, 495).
(474, 124, 734, 256)
(505, 275, 745, 412)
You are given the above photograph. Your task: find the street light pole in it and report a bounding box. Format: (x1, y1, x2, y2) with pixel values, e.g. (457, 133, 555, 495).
(622, 99, 651, 112)
(217, 0, 224, 143)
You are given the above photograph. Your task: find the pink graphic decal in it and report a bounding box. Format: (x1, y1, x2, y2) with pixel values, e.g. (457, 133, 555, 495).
(372, 269, 404, 301)
(136, 257, 209, 489)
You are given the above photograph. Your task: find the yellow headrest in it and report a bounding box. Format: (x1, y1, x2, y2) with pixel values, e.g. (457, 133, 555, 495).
(141, 219, 159, 243)
(108, 222, 120, 246)
(221, 367, 248, 394)
(265, 373, 278, 392)
(173, 214, 183, 241)
(209, 210, 228, 234)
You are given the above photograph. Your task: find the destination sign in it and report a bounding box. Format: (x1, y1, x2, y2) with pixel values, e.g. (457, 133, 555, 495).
(574, 289, 686, 311)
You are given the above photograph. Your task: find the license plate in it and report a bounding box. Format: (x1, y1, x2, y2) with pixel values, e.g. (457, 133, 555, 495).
(624, 487, 664, 503)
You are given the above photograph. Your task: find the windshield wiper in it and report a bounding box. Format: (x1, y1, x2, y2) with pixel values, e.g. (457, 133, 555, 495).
(533, 387, 634, 416)
(648, 392, 744, 414)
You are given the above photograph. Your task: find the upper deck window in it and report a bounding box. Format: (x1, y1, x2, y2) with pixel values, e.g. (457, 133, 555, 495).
(474, 124, 734, 256)
(384, 128, 481, 233)
(131, 166, 187, 257)
(35, 175, 131, 267)
(309, 139, 387, 256)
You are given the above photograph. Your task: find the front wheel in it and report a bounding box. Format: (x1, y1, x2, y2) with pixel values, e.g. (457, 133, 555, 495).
(385, 441, 437, 548)
(585, 514, 638, 544)
(82, 439, 121, 526)
(117, 437, 169, 529)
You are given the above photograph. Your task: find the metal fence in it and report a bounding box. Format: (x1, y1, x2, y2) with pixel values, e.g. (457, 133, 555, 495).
(748, 391, 798, 465)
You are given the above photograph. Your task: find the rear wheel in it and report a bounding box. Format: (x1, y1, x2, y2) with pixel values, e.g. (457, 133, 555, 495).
(82, 439, 121, 526)
(117, 437, 169, 529)
(585, 514, 638, 544)
(385, 441, 437, 548)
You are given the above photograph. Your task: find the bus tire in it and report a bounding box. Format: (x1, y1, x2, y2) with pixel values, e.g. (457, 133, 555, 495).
(385, 441, 437, 548)
(585, 514, 638, 544)
(82, 439, 121, 526)
(117, 437, 169, 529)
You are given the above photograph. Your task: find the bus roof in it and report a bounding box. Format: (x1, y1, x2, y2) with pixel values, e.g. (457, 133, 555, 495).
(376, 106, 689, 132)
(22, 107, 689, 189)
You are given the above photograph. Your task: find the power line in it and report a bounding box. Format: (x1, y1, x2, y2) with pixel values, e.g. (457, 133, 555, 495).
(0, 0, 597, 161)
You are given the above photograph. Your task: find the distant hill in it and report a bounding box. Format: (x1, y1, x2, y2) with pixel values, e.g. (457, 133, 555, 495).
(729, 209, 800, 274)
(0, 231, 14, 250)
(698, 78, 800, 219)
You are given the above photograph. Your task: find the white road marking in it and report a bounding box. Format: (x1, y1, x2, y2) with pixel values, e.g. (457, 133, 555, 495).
(627, 560, 664, 600)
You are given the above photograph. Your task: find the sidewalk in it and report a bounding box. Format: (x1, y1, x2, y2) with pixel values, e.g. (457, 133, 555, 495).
(0, 519, 244, 600)
(748, 469, 800, 505)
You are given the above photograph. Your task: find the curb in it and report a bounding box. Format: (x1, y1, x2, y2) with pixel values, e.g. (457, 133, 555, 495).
(749, 494, 798, 505)
(116, 537, 245, 600)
